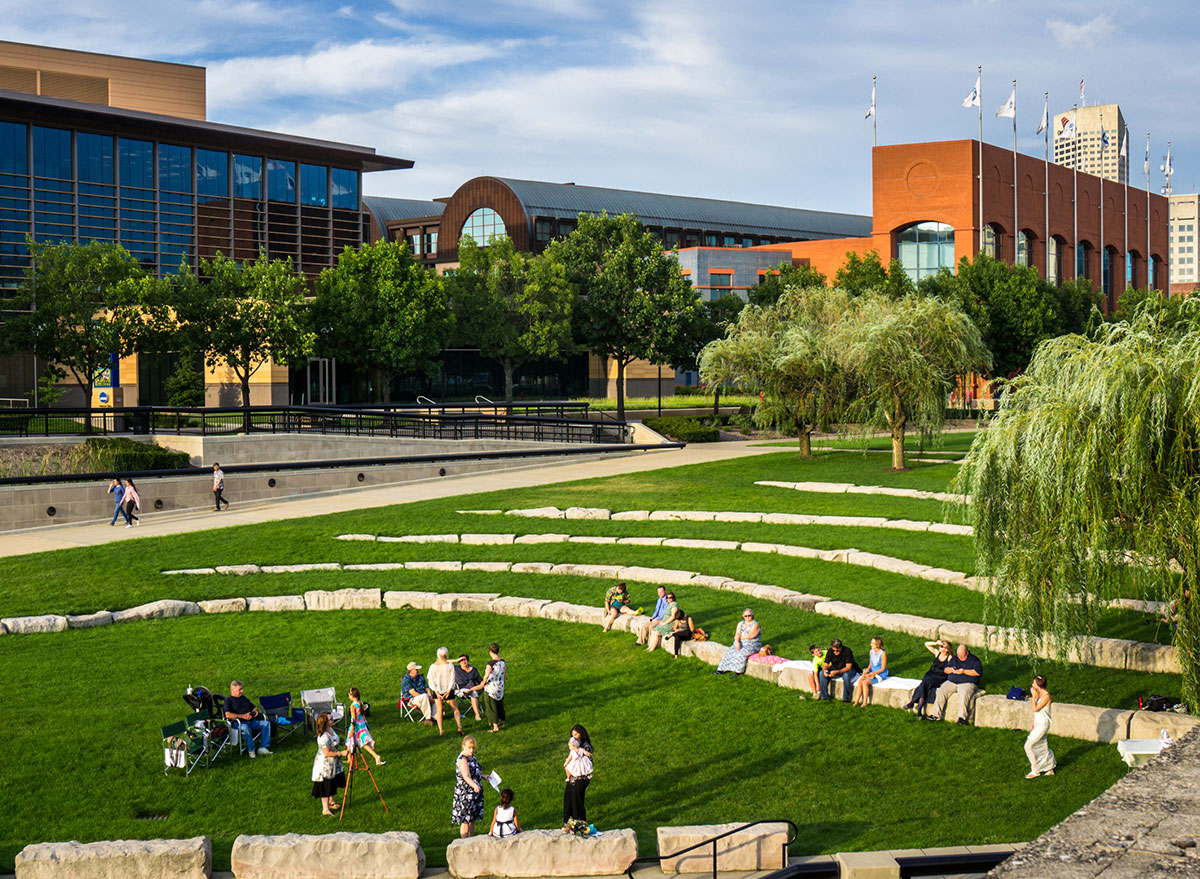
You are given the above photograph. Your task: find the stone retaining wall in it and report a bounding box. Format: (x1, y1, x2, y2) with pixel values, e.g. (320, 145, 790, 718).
(229, 831, 424, 879)
(445, 828, 638, 878)
(15, 837, 210, 879)
(657, 822, 789, 872)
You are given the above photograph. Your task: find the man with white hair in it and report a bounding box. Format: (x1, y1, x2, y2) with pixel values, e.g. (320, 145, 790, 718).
(933, 644, 983, 725)
(427, 646, 463, 736)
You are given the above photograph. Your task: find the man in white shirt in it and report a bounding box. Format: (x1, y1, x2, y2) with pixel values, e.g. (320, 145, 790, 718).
(213, 462, 230, 511)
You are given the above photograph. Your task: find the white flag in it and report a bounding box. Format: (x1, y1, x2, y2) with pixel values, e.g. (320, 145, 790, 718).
(1056, 112, 1075, 140)
(1079, 77, 1086, 107)
(1119, 132, 1127, 159)
(1145, 137, 1150, 176)
(995, 87, 1015, 119)
(1166, 144, 1173, 176)
(865, 83, 875, 119)
(961, 76, 980, 108)
(1035, 98, 1048, 134)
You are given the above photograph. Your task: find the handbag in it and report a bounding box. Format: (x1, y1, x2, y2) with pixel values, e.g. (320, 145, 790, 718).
(1006, 686, 1027, 700)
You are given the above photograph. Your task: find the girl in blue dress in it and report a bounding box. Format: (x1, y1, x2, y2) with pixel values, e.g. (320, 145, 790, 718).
(852, 636, 889, 706)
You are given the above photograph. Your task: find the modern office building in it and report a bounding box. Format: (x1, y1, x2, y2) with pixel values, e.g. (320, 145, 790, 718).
(0, 41, 411, 406)
(1169, 193, 1200, 294)
(1052, 103, 1128, 184)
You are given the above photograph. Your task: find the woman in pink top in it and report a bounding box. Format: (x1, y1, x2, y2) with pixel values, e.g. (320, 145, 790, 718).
(122, 478, 141, 527)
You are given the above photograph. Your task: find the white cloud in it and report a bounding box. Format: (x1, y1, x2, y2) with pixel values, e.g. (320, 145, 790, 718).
(1046, 14, 1115, 50)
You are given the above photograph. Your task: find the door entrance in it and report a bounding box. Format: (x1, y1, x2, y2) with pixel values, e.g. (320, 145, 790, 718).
(306, 358, 336, 405)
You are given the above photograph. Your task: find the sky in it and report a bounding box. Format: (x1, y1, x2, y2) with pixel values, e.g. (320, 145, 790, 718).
(3, 0, 1195, 216)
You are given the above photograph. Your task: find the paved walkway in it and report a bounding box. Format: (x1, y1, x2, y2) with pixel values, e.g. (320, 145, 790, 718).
(0, 442, 775, 559)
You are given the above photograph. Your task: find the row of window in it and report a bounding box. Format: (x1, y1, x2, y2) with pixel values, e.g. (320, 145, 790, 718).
(529, 213, 795, 251)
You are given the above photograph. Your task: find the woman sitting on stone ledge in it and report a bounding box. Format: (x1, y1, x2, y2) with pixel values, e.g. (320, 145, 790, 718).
(714, 608, 761, 677)
(645, 592, 682, 653)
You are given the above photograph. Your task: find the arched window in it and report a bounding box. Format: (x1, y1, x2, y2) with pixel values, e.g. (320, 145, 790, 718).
(1048, 236, 1062, 285)
(896, 221, 955, 282)
(982, 223, 1004, 259)
(460, 207, 506, 245)
(1016, 230, 1035, 267)
(1103, 245, 1118, 302)
(1127, 251, 1142, 289)
(1077, 241, 1092, 280)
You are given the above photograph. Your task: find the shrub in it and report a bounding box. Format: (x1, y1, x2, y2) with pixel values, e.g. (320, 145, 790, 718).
(82, 437, 191, 472)
(643, 416, 720, 443)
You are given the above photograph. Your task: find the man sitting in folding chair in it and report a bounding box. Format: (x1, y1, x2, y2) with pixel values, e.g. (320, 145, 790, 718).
(224, 680, 272, 758)
(399, 662, 434, 725)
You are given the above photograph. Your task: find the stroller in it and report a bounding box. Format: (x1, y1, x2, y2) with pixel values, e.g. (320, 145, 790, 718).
(181, 686, 232, 762)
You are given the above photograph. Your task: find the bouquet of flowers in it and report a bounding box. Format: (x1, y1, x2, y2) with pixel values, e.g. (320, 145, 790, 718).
(564, 819, 589, 837)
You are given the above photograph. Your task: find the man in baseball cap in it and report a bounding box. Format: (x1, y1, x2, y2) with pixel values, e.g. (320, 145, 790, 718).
(400, 661, 433, 724)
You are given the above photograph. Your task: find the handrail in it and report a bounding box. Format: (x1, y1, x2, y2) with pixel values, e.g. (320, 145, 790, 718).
(626, 819, 798, 879)
(474, 395, 496, 405)
(415, 395, 437, 407)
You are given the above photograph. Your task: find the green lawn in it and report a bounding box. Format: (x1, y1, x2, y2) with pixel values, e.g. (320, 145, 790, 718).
(0, 610, 1127, 872)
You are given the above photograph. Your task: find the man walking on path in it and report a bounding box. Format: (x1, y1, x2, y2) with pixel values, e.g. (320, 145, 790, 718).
(213, 463, 230, 511)
(108, 478, 130, 526)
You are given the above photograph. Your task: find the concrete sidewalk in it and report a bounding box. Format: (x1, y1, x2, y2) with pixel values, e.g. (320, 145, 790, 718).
(0, 441, 776, 559)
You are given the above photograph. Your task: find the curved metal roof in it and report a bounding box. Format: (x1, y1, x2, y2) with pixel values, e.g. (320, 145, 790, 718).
(362, 196, 446, 226)
(493, 177, 871, 239)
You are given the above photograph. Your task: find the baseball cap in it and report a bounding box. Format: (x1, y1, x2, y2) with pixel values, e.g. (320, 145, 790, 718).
(407, 661, 421, 671)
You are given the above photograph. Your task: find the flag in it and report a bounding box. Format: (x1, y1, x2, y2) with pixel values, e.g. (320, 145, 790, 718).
(961, 76, 980, 108)
(1120, 129, 1128, 158)
(1079, 77, 1086, 106)
(1166, 144, 1173, 176)
(995, 87, 1015, 118)
(865, 82, 875, 119)
(1036, 98, 1048, 134)
(1145, 137, 1150, 176)
(1056, 112, 1075, 140)
(1101, 128, 1109, 149)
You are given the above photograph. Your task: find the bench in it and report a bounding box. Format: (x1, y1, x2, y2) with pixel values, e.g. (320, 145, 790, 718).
(445, 828, 638, 878)
(0, 412, 32, 436)
(231, 832, 424, 879)
(1117, 738, 1166, 768)
(657, 823, 789, 872)
(16, 837, 210, 878)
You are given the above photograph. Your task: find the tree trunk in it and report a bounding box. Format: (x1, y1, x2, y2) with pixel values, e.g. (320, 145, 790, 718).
(889, 397, 907, 470)
(713, 385, 720, 417)
(616, 357, 627, 422)
(240, 372, 252, 435)
(502, 358, 515, 415)
(83, 381, 94, 436)
(797, 425, 813, 458)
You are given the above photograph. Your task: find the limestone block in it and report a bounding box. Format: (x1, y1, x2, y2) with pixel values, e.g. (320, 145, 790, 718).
(846, 552, 931, 577)
(777, 667, 812, 691)
(662, 538, 740, 551)
(446, 828, 637, 878)
(1127, 710, 1200, 741)
(568, 535, 619, 544)
(246, 595, 306, 612)
(261, 563, 341, 574)
(930, 686, 979, 723)
(1126, 641, 1182, 674)
(649, 510, 715, 522)
(491, 596, 552, 617)
(974, 694, 1030, 732)
(461, 533, 516, 545)
(344, 563, 407, 571)
(688, 641, 728, 665)
(459, 509, 501, 515)
(539, 602, 607, 626)
(779, 593, 826, 612)
(217, 565, 261, 575)
(1051, 703, 1133, 743)
(199, 597, 247, 614)
(505, 506, 564, 518)
(743, 583, 803, 603)
(815, 515, 888, 527)
(303, 588, 382, 611)
(775, 544, 833, 560)
(609, 614, 635, 633)
(740, 542, 782, 554)
(163, 568, 216, 575)
(611, 510, 649, 521)
(514, 533, 569, 544)
(383, 591, 430, 609)
(883, 519, 932, 532)
(617, 536, 664, 546)
(378, 534, 459, 544)
(713, 511, 764, 522)
(812, 600, 881, 627)
(927, 522, 974, 536)
(720, 580, 763, 594)
(462, 562, 513, 572)
(450, 594, 500, 613)
(867, 681, 915, 710)
(405, 561, 463, 571)
(66, 611, 113, 629)
(564, 507, 611, 520)
(510, 563, 555, 574)
(658, 822, 788, 872)
(15, 836, 211, 879)
(112, 599, 200, 624)
(336, 534, 376, 541)
(755, 479, 804, 490)
(617, 565, 696, 586)
(1, 614, 67, 634)
(918, 567, 969, 584)
(872, 612, 943, 640)
(1065, 636, 1130, 670)
(690, 574, 732, 589)
(744, 660, 776, 682)
(761, 513, 818, 525)
(936, 621, 988, 648)
(835, 850, 900, 879)
(549, 563, 624, 579)
(230, 831, 424, 879)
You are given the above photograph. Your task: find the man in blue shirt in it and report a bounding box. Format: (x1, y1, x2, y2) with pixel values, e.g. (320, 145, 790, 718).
(400, 661, 433, 725)
(635, 586, 670, 645)
(108, 478, 129, 526)
(933, 644, 983, 724)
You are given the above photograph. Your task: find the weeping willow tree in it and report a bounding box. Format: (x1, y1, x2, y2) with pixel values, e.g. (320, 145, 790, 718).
(834, 293, 991, 470)
(954, 301, 1200, 712)
(699, 286, 851, 456)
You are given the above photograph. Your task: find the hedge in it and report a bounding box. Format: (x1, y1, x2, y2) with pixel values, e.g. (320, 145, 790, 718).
(83, 437, 191, 472)
(643, 416, 720, 443)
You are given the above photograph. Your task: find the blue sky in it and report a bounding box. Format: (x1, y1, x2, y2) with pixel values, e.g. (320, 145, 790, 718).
(3, 0, 1193, 215)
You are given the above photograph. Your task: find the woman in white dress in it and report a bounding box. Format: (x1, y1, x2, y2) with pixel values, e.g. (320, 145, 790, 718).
(1024, 675, 1056, 778)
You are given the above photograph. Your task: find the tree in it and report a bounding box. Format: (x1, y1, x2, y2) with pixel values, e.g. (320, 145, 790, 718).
(180, 253, 314, 416)
(0, 239, 170, 431)
(701, 287, 852, 457)
(954, 301, 1200, 712)
(748, 262, 827, 306)
(833, 251, 914, 298)
(310, 240, 451, 402)
(834, 293, 991, 470)
(446, 236, 574, 407)
(548, 213, 700, 420)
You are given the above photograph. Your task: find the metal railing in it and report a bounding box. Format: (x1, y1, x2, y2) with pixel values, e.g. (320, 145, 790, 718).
(627, 819, 798, 879)
(0, 405, 631, 444)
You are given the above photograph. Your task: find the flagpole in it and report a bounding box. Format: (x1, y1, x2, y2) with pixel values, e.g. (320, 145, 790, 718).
(978, 65, 984, 252)
(1011, 79, 1018, 261)
(1123, 125, 1128, 295)
(1073, 102, 1078, 281)
(873, 75, 877, 147)
(1100, 110, 1106, 302)
(1044, 91, 1050, 280)
(1146, 133, 1152, 288)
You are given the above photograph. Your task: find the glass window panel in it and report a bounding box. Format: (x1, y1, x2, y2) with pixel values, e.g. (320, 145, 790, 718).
(33, 126, 71, 179)
(1, 122, 28, 175)
(234, 155, 262, 199)
(158, 144, 192, 193)
(300, 164, 327, 207)
(196, 149, 228, 203)
(424, 231, 437, 253)
(896, 221, 955, 281)
(330, 168, 357, 210)
(76, 132, 113, 185)
(267, 159, 295, 203)
(119, 139, 153, 189)
(461, 207, 506, 245)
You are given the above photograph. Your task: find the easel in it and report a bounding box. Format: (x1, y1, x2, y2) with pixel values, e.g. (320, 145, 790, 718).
(340, 726, 388, 820)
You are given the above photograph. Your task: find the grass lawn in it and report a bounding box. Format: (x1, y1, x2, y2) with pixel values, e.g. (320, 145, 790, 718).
(0, 610, 1128, 872)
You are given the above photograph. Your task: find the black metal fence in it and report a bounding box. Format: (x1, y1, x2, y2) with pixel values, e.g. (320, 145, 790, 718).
(0, 405, 633, 444)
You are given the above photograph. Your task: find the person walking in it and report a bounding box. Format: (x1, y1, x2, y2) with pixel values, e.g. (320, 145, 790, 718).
(451, 736, 485, 838)
(122, 477, 141, 527)
(562, 724, 593, 830)
(212, 462, 230, 511)
(108, 478, 130, 526)
(1024, 675, 1056, 778)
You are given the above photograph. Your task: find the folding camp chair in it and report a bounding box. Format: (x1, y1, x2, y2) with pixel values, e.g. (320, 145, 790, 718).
(161, 720, 206, 775)
(184, 709, 233, 765)
(300, 687, 345, 733)
(260, 692, 304, 745)
(397, 694, 421, 723)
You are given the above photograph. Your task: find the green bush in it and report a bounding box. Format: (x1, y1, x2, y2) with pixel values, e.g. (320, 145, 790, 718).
(643, 416, 720, 443)
(82, 437, 191, 472)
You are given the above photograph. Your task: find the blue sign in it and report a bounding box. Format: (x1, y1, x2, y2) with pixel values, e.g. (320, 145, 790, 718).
(98, 391, 108, 404)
